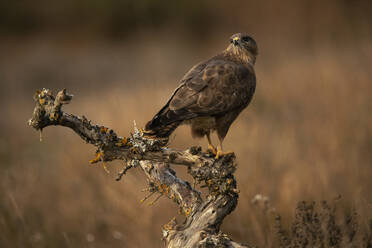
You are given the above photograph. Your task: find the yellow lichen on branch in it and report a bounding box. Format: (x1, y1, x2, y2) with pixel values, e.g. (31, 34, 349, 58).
(100, 127, 108, 133)
(89, 152, 104, 164)
(89, 151, 111, 173)
(27, 88, 247, 248)
(116, 137, 129, 147)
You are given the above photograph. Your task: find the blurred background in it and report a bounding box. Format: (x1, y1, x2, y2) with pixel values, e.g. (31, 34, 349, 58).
(0, 0, 371, 247)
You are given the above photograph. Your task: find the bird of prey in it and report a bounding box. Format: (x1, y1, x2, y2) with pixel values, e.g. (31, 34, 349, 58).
(144, 33, 258, 158)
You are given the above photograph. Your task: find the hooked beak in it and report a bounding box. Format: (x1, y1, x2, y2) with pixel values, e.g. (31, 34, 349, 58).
(232, 37, 240, 46)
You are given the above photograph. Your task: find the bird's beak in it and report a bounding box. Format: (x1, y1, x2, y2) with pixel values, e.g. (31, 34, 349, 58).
(232, 37, 240, 46)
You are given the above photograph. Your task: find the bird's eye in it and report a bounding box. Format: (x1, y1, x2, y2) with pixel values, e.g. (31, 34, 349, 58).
(242, 36, 250, 42)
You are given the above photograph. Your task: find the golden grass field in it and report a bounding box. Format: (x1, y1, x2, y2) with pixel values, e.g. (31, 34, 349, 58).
(0, 1, 372, 247)
(0, 33, 371, 247)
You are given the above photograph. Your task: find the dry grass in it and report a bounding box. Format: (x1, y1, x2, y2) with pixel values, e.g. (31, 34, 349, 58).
(0, 32, 371, 247)
(275, 201, 372, 247)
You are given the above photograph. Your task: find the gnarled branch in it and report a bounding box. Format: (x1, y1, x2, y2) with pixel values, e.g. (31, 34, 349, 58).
(28, 88, 253, 248)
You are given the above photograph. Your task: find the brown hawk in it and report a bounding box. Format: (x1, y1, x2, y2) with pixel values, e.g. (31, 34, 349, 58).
(145, 33, 258, 158)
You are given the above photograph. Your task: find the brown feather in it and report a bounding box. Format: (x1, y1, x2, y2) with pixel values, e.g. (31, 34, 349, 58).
(145, 33, 257, 142)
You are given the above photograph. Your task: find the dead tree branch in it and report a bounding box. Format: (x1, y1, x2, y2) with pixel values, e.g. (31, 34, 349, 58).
(28, 88, 254, 248)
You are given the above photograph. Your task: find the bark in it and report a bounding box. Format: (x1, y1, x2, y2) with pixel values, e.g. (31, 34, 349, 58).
(28, 88, 254, 248)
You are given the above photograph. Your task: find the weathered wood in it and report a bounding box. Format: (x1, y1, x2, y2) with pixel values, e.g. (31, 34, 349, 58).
(28, 88, 253, 248)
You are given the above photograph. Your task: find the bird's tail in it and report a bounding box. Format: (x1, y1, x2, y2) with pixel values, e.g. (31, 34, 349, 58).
(144, 108, 183, 138)
(144, 120, 181, 138)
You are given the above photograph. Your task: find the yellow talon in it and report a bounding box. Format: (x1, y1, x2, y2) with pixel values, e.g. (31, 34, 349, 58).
(215, 149, 234, 159)
(208, 144, 217, 155)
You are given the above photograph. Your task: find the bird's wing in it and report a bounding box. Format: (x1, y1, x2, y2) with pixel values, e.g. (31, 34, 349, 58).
(169, 58, 255, 116)
(146, 58, 255, 130)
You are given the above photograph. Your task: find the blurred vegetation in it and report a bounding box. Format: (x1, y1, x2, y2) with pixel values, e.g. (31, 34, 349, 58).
(0, 0, 216, 37)
(1, 0, 372, 247)
(275, 201, 372, 247)
(1, 0, 371, 40)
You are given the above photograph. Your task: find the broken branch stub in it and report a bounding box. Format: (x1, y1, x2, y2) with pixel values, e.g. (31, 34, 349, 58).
(28, 88, 253, 248)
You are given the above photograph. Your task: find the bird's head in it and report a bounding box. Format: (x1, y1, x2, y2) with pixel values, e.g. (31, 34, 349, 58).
(226, 33, 258, 65)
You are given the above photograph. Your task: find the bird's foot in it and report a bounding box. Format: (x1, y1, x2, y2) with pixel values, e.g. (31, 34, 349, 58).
(215, 149, 234, 159)
(207, 144, 218, 155)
